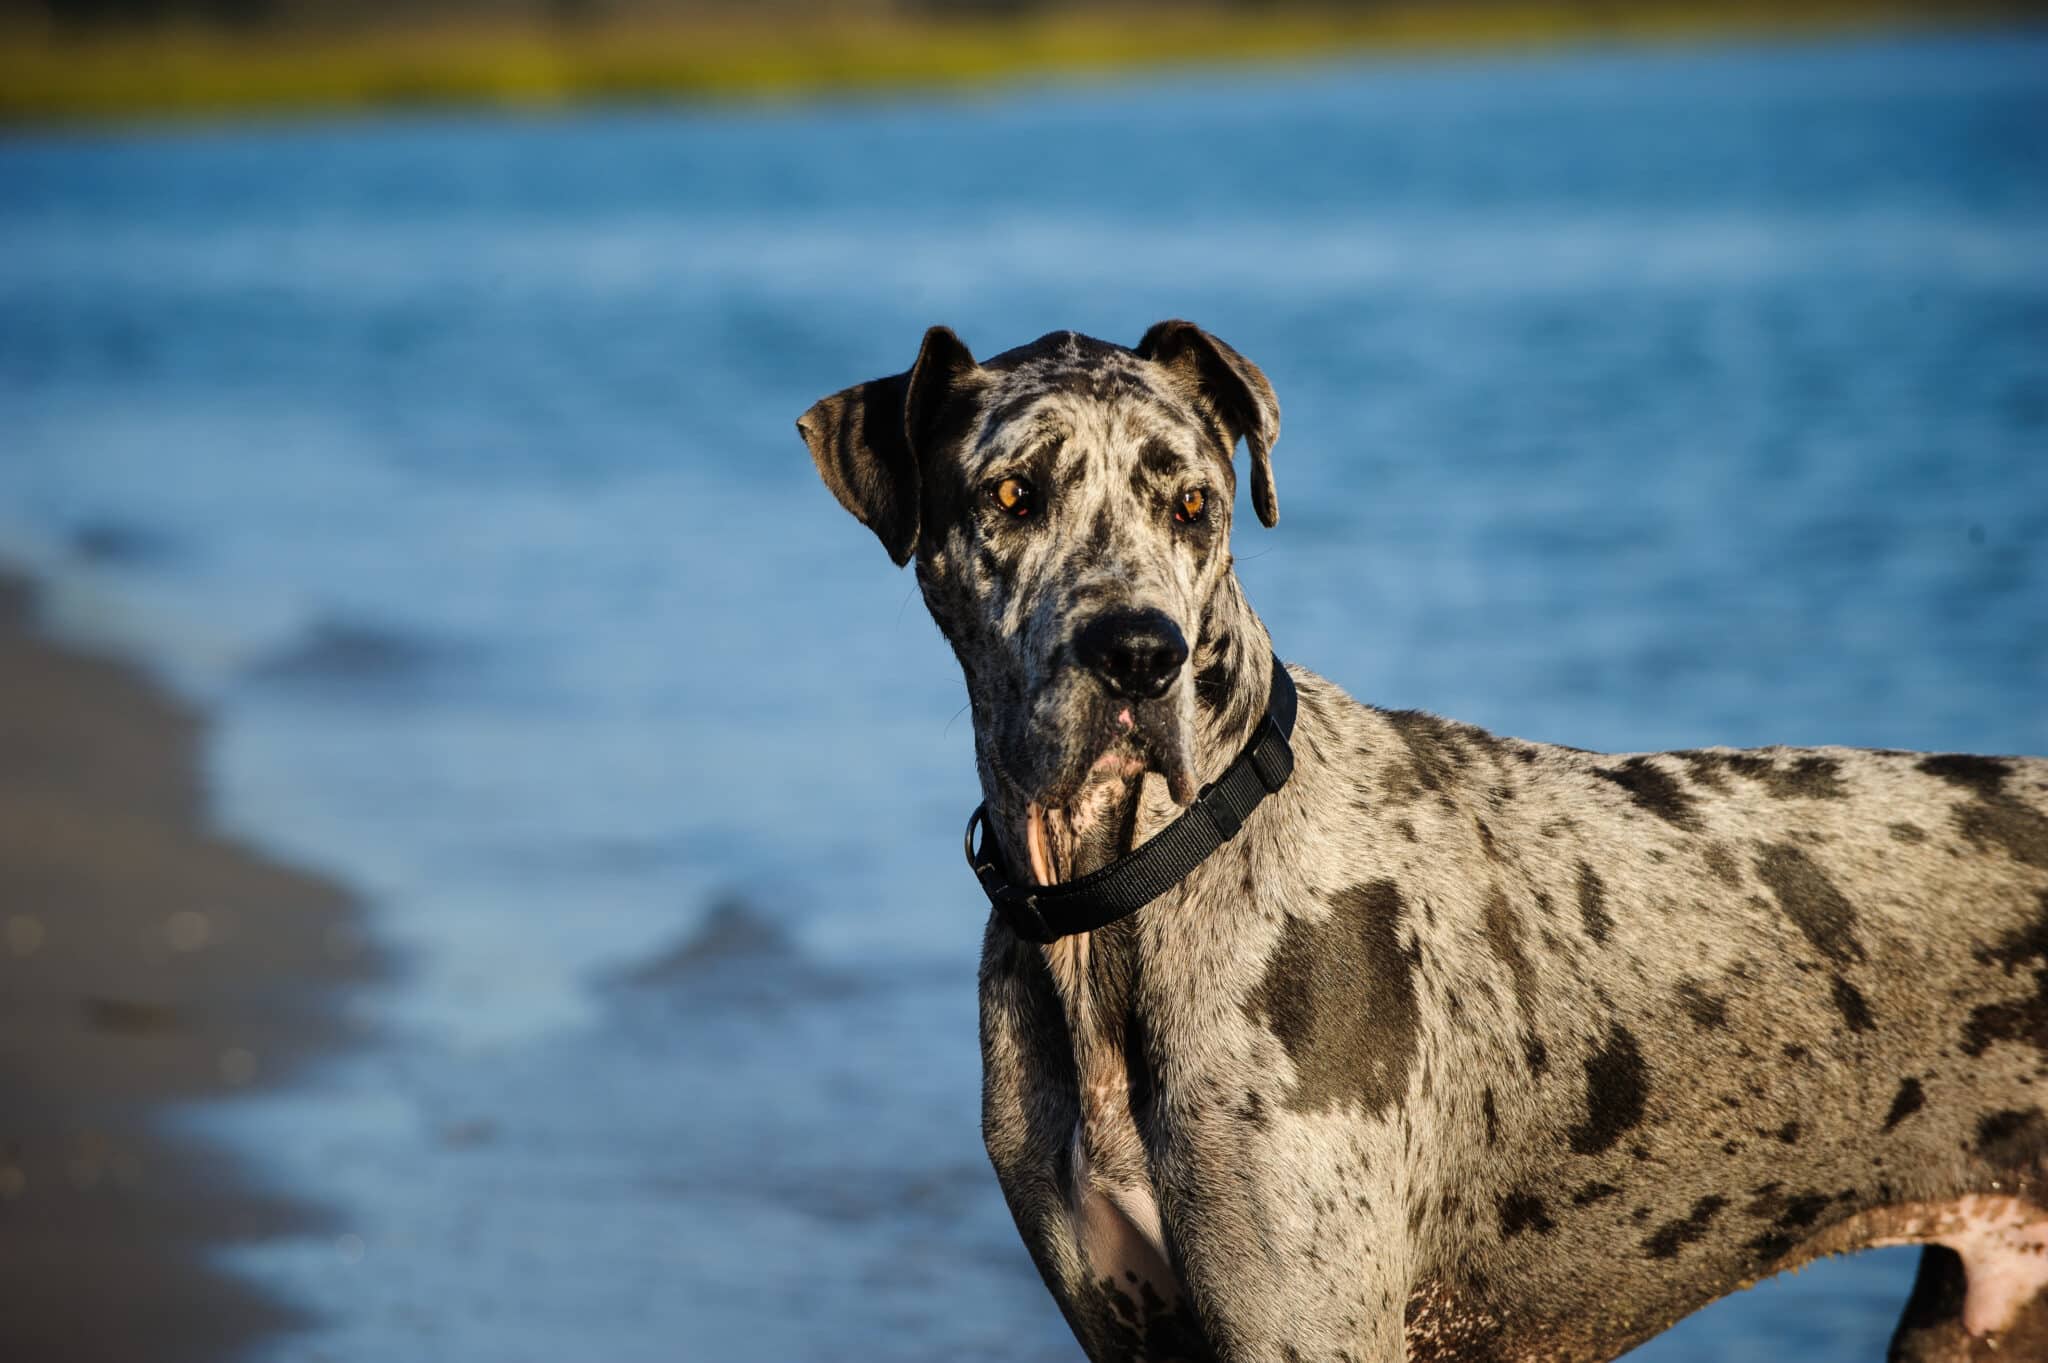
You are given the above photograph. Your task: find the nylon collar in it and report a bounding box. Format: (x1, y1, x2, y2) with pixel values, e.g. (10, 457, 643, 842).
(963, 654, 1298, 944)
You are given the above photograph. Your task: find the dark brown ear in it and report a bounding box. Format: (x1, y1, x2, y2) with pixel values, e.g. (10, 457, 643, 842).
(797, 326, 979, 566)
(1137, 320, 1282, 528)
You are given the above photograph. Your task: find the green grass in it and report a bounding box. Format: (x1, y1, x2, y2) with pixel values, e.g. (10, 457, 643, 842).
(0, 2, 2037, 125)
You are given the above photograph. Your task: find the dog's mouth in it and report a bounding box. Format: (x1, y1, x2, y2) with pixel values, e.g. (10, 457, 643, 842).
(1018, 698, 1196, 885)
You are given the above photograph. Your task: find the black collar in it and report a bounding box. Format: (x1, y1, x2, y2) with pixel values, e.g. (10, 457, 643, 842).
(963, 655, 1298, 944)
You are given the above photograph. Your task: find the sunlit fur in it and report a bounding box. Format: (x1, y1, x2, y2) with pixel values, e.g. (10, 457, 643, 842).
(803, 325, 2048, 1363)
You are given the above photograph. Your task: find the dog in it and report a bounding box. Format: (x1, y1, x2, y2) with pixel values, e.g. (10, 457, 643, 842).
(798, 322, 2048, 1362)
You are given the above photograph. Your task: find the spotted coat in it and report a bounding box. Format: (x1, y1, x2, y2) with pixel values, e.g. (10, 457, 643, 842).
(801, 325, 2048, 1363)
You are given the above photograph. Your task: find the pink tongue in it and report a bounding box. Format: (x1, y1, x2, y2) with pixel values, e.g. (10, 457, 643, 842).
(1117, 707, 1133, 727)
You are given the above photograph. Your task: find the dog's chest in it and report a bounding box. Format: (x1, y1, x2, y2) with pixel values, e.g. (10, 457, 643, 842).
(1040, 928, 1220, 1355)
(1041, 930, 1162, 1219)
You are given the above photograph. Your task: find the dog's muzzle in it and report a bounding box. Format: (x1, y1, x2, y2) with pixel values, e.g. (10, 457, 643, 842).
(964, 654, 1299, 944)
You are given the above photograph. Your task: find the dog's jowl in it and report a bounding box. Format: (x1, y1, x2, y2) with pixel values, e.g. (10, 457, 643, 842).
(800, 324, 2048, 1363)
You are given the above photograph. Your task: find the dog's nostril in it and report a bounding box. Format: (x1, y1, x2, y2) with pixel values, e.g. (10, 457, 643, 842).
(1074, 609, 1189, 701)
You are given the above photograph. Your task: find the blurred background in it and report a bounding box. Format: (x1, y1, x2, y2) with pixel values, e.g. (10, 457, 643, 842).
(2, 2, 2045, 1360)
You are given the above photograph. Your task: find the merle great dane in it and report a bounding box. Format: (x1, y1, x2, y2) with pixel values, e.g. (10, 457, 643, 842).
(798, 322, 2048, 1362)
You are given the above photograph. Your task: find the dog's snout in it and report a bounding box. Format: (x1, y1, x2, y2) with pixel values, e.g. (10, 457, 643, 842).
(1074, 608, 1189, 701)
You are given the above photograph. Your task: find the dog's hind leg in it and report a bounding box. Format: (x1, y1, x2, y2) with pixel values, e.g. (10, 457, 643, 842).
(1889, 1225, 2048, 1362)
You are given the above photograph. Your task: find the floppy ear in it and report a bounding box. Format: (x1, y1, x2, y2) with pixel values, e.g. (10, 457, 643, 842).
(797, 326, 979, 566)
(1137, 319, 1282, 528)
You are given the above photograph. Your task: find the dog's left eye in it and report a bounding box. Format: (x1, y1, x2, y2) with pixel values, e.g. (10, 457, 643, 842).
(992, 477, 1035, 518)
(1174, 487, 1207, 524)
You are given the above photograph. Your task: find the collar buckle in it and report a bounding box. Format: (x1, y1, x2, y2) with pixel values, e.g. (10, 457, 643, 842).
(1249, 715, 1294, 793)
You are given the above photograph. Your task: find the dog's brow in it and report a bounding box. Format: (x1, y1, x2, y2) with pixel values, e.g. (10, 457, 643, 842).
(1136, 436, 1191, 478)
(1024, 431, 1068, 465)
(977, 401, 1066, 453)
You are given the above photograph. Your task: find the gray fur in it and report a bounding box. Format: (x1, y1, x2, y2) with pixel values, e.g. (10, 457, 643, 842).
(801, 325, 2048, 1362)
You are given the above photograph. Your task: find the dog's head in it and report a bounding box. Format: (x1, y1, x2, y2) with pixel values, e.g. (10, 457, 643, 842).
(799, 322, 1279, 879)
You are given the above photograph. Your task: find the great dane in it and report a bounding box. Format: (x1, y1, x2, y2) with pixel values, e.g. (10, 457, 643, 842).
(798, 322, 2048, 1362)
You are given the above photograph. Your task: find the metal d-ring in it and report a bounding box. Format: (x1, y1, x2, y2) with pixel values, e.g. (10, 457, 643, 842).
(963, 802, 992, 872)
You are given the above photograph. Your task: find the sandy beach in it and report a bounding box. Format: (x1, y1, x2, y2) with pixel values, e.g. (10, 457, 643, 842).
(0, 571, 383, 1363)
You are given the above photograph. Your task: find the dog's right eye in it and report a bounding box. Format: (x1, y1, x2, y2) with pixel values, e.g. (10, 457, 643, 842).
(992, 477, 1036, 518)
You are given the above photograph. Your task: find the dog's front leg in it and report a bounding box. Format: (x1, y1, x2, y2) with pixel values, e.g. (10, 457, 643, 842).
(981, 931, 1223, 1362)
(1144, 1092, 1410, 1363)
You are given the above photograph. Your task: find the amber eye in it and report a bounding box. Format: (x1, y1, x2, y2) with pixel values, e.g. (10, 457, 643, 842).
(992, 476, 1035, 517)
(1175, 487, 1207, 523)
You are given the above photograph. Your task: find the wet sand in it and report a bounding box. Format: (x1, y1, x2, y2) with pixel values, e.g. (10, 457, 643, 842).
(0, 572, 382, 1363)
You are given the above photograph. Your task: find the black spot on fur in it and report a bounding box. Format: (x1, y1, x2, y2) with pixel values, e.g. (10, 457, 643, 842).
(1083, 507, 1114, 563)
(1482, 1087, 1499, 1147)
(1701, 842, 1742, 888)
(1750, 1184, 1827, 1223)
(1976, 1108, 2048, 1168)
(1079, 1270, 1211, 1361)
(1919, 754, 2014, 799)
(1596, 757, 1702, 830)
(1643, 1195, 1727, 1259)
(1889, 822, 1928, 845)
(1405, 1278, 1505, 1363)
(1676, 981, 1729, 1030)
(1193, 650, 1237, 716)
(1744, 1188, 1834, 1261)
(1755, 845, 1865, 966)
(1576, 862, 1612, 945)
(1956, 793, 2048, 870)
(1380, 710, 1469, 803)
(1773, 755, 1848, 799)
(1483, 888, 1539, 1026)
(1831, 976, 1875, 1033)
(1250, 880, 1419, 1117)
(1568, 1024, 1648, 1155)
(1920, 755, 2048, 869)
(1776, 1120, 1801, 1144)
(1477, 888, 1551, 1076)
(1960, 891, 2048, 1060)
(1747, 1231, 1795, 1261)
(1679, 752, 1730, 790)
(1883, 1077, 1925, 1132)
(1572, 1181, 1621, 1206)
(1499, 1191, 1555, 1237)
(1684, 750, 1850, 800)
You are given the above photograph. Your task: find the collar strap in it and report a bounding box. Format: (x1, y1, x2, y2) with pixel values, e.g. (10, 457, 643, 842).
(963, 655, 1298, 945)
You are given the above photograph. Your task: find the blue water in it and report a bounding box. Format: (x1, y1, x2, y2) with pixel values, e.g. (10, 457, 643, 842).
(3, 26, 2047, 1362)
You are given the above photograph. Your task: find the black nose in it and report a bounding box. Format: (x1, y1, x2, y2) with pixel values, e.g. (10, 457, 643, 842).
(1074, 608, 1189, 701)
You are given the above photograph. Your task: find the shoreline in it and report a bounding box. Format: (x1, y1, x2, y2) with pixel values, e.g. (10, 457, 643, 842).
(0, 570, 384, 1363)
(1, 1, 2040, 127)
